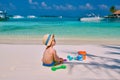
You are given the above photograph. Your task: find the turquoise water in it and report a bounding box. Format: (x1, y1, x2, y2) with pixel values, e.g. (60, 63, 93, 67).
(0, 18, 120, 39)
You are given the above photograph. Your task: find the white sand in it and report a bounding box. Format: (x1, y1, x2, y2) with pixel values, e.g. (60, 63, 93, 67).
(0, 44, 120, 80)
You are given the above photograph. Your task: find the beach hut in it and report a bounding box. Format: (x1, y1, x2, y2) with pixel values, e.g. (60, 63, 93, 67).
(113, 10, 120, 18)
(105, 10, 120, 18)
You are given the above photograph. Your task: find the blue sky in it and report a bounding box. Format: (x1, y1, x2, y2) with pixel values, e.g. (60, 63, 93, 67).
(0, 0, 120, 17)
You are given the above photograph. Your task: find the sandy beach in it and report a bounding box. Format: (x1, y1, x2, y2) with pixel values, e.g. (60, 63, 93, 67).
(0, 42, 120, 80)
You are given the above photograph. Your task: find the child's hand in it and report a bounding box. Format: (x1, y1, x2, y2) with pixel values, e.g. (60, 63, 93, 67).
(59, 58, 64, 63)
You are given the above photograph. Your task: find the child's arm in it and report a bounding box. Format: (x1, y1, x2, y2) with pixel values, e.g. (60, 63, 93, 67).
(53, 50, 63, 63)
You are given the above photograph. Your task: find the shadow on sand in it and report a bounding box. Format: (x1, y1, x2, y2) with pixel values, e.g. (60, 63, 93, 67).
(62, 45, 120, 79)
(102, 45, 120, 55)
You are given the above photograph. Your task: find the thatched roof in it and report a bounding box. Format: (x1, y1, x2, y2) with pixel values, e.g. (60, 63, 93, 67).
(113, 10, 120, 14)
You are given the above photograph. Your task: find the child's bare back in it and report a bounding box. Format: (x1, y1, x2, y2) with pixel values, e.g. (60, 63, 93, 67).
(42, 47, 55, 64)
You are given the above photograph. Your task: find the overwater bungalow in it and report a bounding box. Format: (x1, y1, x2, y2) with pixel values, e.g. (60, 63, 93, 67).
(113, 10, 120, 18)
(105, 10, 120, 18)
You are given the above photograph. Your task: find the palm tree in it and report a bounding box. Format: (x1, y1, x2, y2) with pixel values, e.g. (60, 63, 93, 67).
(110, 6, 116, 13)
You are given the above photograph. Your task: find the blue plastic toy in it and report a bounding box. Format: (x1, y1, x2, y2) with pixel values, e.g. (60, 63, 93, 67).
(76, 55, 83, 61)
(67, 55, 73, 61)
(67, 55, 83, 61)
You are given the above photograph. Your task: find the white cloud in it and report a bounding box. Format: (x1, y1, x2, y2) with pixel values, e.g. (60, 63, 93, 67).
(28, 0, 76, 10)
(29, 0, 32, 4)
(79, 3, 94, 10)
(57, 5, 67, 10)
(53, 4, 76, 10)
(98, 4, 108, 9)
(28, 0, 38, 5)
(28, 1, 51, 9)
(40, 2, 51, 9)
(41, 2, 47, 7)
(86, 3, 93, 9)
(66, 4, 76, 10)
(28, 0, 40, 9)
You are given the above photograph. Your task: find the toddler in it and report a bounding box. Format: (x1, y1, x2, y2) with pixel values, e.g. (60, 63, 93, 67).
(42, 34, 63, 67)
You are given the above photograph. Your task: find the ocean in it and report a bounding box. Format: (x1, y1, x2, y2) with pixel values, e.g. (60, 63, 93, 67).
(0, 17, 120, 41)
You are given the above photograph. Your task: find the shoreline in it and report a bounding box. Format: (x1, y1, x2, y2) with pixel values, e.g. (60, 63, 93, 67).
(0, 35, 120, 45)
(0, 36, 120, 45)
